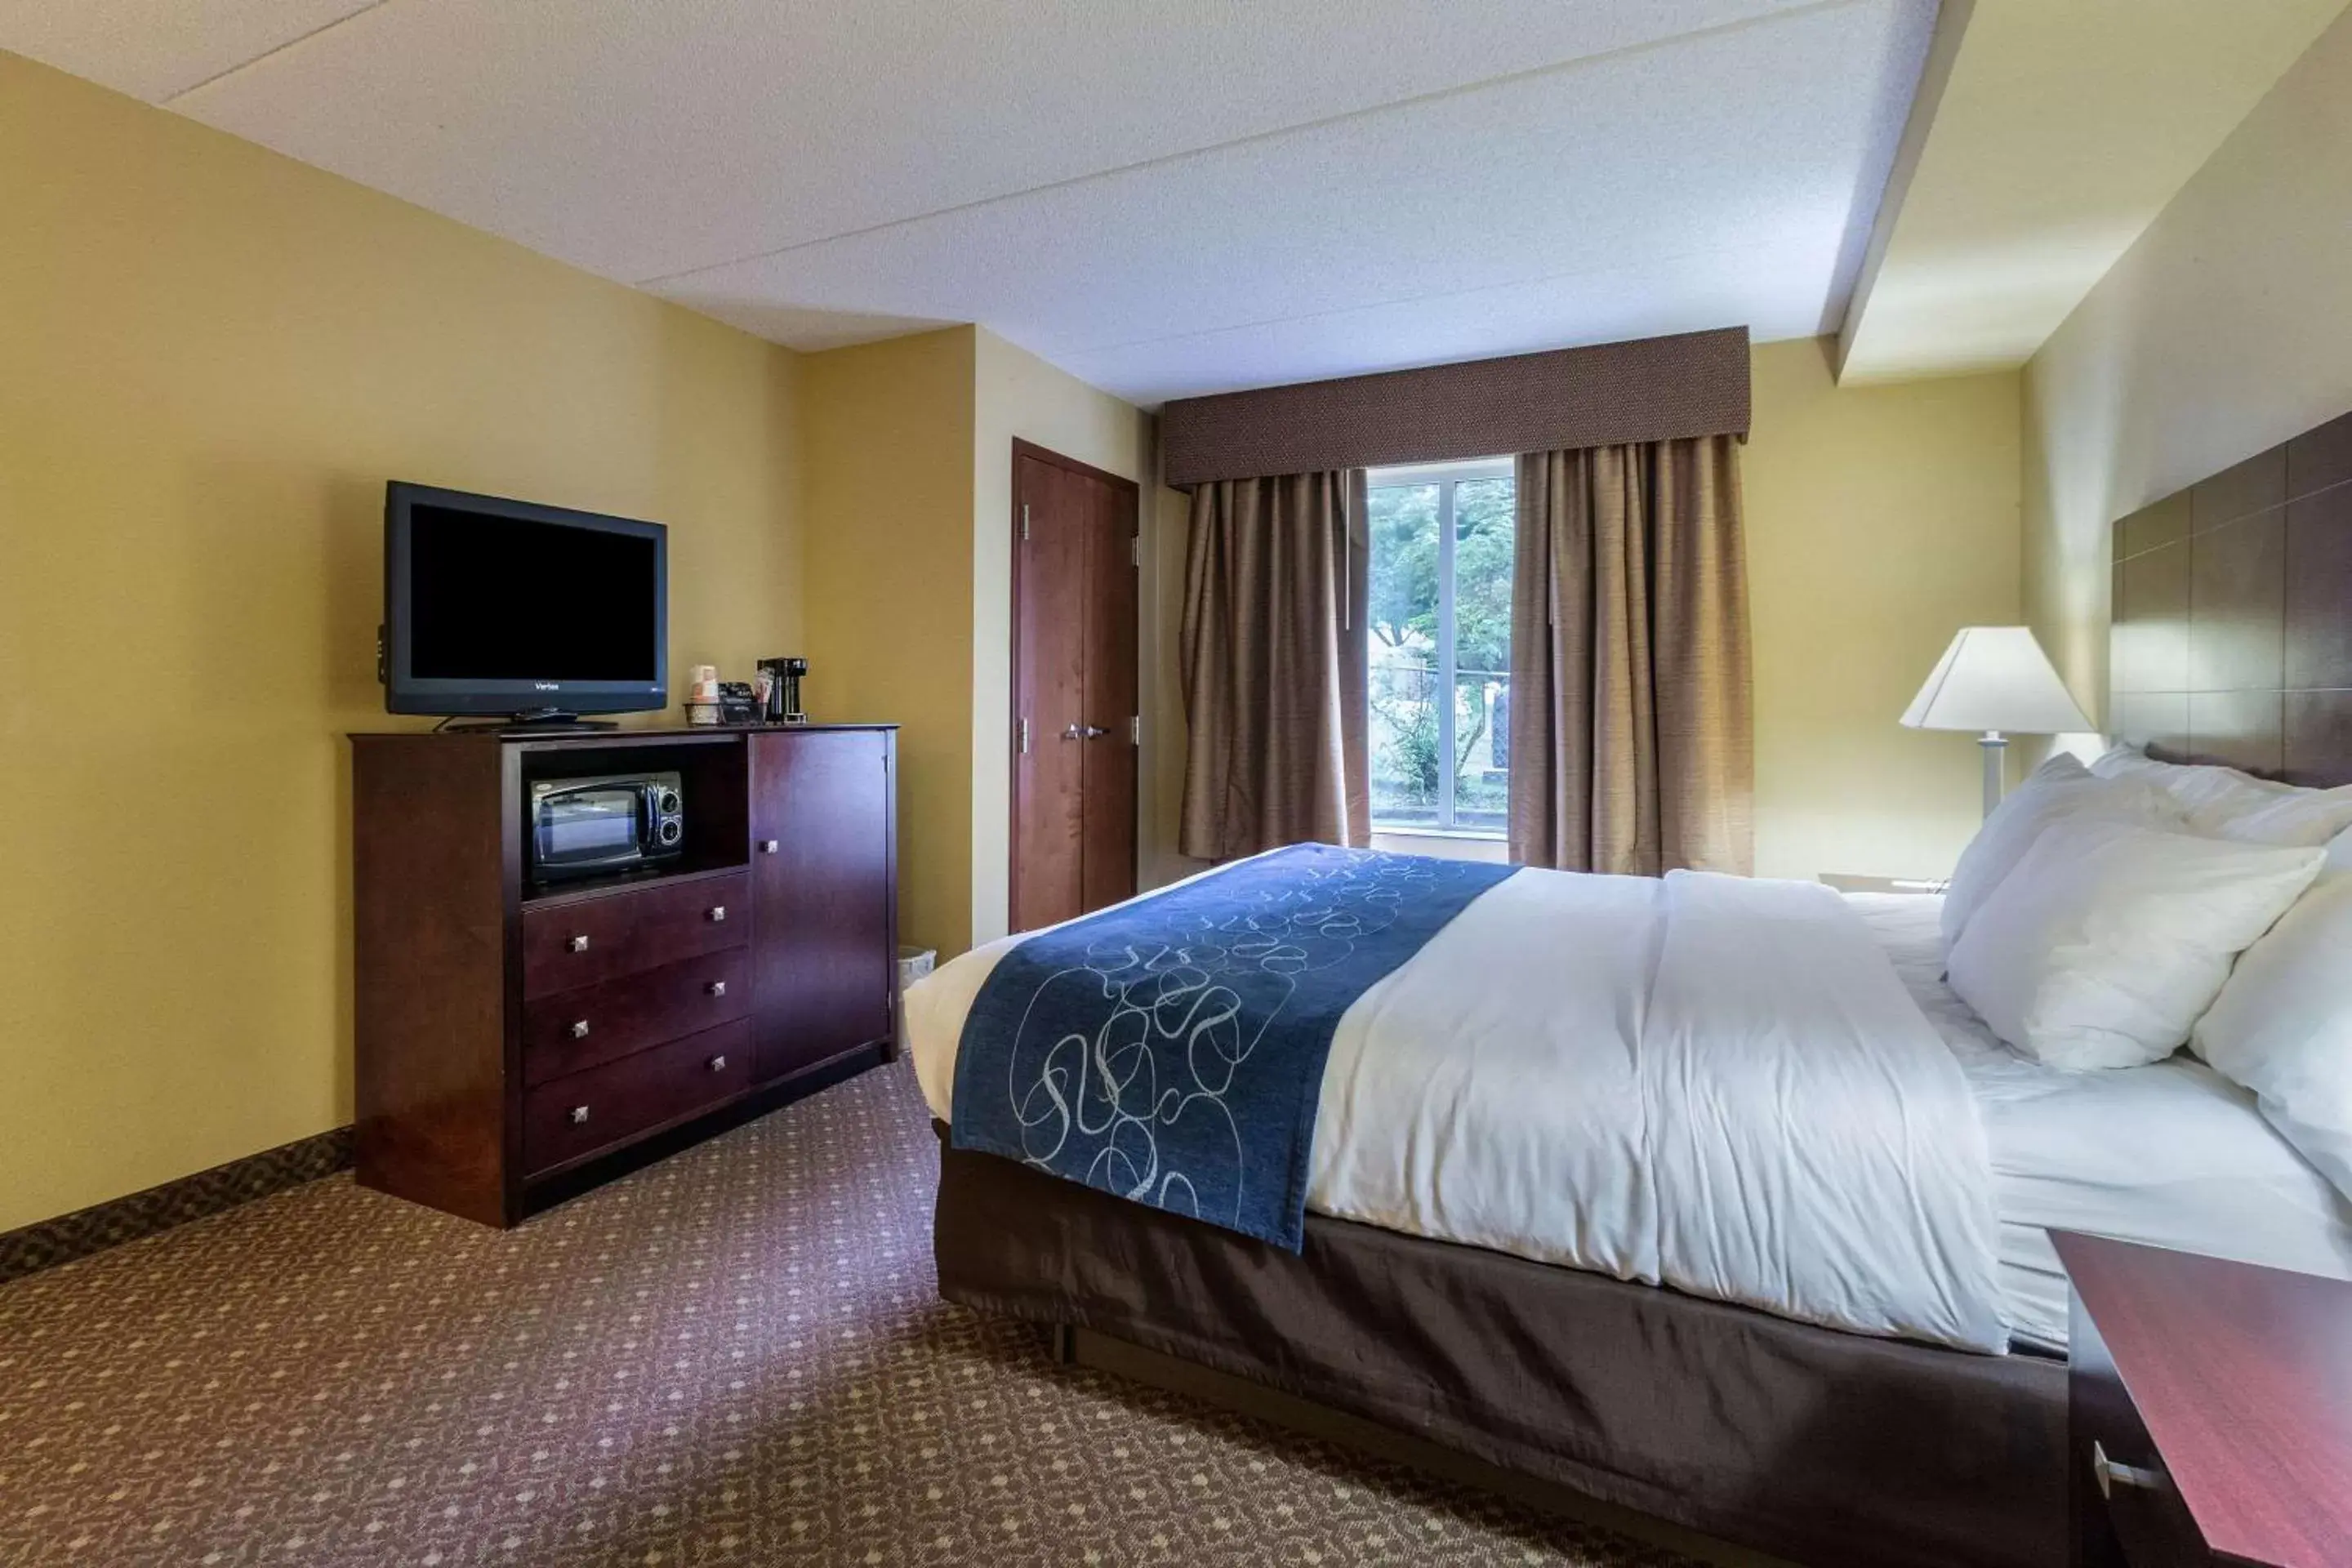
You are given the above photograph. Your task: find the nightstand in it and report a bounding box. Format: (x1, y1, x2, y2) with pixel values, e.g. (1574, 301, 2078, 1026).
(1815, 872, 1948, 894)
(2055, 1231, 2352, 1567)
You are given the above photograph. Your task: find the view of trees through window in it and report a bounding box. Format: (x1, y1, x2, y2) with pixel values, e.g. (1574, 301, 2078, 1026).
(1366, 463, 1515, 834)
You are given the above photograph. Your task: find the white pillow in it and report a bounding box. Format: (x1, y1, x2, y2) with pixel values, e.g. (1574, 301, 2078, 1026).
(2091, 745, 2352, 847)
(2191, 869, 2352, 1204)
(1947, 817, 2323, 1070)
(1939, 754, 2180, 955)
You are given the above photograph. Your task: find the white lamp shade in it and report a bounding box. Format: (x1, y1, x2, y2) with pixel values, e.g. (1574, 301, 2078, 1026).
(1900, 626, 2091, 735)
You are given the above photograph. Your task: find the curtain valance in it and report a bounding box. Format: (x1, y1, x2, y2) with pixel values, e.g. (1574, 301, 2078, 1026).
(1161, 327, 1750, 488)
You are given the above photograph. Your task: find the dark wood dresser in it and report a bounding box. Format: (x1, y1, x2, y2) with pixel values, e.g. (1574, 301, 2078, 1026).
(352, 724, 897, 1225)
(2057, 1230, 2352, 1568)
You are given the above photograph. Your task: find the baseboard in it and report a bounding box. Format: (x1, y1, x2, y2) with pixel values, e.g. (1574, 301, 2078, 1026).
(0, 1125, 354, 1285)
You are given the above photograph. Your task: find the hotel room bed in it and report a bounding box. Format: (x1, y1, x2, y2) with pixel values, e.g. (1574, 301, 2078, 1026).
(1853, 893, 2352, 1352)
(911, 873, 2352, 1568)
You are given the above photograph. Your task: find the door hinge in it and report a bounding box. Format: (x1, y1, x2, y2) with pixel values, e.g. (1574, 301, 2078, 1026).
(1018, 715, 1030, 755)
(1022, 504, 1031, 541)
(1129, 715, 1140, 746)
(1130, 535, 1139, 567)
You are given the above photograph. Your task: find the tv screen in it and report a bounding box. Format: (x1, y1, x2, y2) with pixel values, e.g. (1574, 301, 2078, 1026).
(383, 483, 667, 718)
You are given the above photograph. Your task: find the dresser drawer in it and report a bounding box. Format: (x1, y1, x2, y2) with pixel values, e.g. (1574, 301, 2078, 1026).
(523, 1018, 752, 1177)
(521, 873, 749, 997)
(2074, 1365, 2205, 1568)
(523, 948, 749, 1086)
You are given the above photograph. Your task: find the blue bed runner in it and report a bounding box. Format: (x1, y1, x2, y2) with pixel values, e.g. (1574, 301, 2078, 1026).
(950, 843, 1518, 1250)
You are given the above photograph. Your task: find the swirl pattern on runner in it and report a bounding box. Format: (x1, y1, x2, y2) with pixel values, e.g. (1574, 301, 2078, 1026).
(994, 850, 1458, 1227)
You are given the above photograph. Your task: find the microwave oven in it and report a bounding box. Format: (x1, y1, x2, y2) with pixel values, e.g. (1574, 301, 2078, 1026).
(527, 772, 684, 883)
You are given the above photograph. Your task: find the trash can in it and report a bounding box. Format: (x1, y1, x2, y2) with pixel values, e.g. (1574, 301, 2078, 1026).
(896, 945, 936, 1052)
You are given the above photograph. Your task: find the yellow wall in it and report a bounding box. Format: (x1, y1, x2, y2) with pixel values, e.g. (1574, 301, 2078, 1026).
(969, 330, 1154, 944)
(800, 327, 978, 959)
(0, 46, 2038, 1234)
(1138, 338, 2025, 888)
(0, 53, 806, 1233)
(2024, 6, 2352, 724)
(1837, 0, 2345, 384)
(799, 326, 1153, 959)
(1747, 338, 2023, 881)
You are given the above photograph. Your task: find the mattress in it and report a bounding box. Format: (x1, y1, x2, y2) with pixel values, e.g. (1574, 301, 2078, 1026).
(913, 864, 2352, 1354)
(916, 861, 2014, 1349)
(1847, 891, 2352, 1351)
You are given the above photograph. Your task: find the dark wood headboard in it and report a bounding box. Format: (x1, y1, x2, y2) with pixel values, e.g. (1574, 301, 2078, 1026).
(2109, 408, 2352, 786)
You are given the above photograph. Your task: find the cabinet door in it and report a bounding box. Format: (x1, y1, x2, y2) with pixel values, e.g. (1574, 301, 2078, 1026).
(749, 729, 895, 1084)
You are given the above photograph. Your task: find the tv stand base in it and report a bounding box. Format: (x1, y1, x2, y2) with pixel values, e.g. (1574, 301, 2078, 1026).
(440, 709, 618, 733)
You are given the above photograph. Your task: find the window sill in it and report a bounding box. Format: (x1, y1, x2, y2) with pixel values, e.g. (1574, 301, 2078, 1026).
(1371, 826, 1507, 844)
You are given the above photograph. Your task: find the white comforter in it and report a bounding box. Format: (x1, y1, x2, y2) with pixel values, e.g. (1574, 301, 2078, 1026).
(907, 863, 2011, 1352)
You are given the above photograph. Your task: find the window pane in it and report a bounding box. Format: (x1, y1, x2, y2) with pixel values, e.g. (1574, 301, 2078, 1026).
(1367, 483, 1440, 827)
(1450, 476, 1515, 832)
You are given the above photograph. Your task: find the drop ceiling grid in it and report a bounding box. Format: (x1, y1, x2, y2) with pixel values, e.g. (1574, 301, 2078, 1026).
(0, 0, 1935, 403)
(653, 0, 1931, 400)
(152, 0, 1828, 283)
(0, 0, 381, 101)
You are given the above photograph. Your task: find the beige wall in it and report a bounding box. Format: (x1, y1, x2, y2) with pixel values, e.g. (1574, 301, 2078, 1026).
(2023, 6, 2352, 724)
(800, 328, 978, 959)
(1837, 0, 2346, 385)
(1140, 338, 2025, 889)
(969, 331, 1153, 944)
(1747, 337, 2023, 880)
(0, 53, 805, 1233)
(0, 37, 2069, 1235)
(800, 327, 1155, 957)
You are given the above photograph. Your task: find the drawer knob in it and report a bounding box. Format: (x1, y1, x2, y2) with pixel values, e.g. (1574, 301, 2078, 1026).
(568, 934, 590, 953)
(568, 1105, 590, 1125)
(706, 980, 727, 999)
(760, 840, 779, 853)
(707, 905, 727, 923)
(2091, 1441, 2165, 1499)
(706, 1054, 728, 1072)
(569, 1019, 590, 1039)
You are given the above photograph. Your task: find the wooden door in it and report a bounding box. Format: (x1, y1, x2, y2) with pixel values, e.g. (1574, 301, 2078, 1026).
(1078, 464, 1138, 914)
(1010, 441, 1139, 932)
(747, 728, 896, 1085)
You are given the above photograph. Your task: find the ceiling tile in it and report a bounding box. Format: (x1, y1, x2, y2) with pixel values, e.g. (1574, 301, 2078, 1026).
(1051, 237, 1843, 405)
(0, 0, 381, 102)
(161, 0, 1813, 283)
(656, 0, 1929, 403)
(0, 0, 1938, 403)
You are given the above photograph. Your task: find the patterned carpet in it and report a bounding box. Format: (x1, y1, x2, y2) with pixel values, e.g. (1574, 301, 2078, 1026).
(0, 1060, 1697, 1567)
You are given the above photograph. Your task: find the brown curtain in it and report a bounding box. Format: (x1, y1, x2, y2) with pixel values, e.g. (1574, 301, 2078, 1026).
(1179, 471, 1370, 860)
(1507, 434, 1753, 875)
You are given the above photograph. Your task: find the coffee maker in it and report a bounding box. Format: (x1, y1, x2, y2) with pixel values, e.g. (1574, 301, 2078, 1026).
(756, 657, 808, 724)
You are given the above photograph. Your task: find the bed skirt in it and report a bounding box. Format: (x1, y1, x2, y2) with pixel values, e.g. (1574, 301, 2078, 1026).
(933, 1137, 2065, 1568)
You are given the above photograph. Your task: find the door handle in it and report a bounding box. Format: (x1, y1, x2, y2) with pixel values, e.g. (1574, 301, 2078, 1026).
(1062, 724, 1109, 740)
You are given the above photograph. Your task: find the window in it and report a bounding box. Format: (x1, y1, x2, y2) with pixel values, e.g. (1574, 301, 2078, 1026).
(1366, 459, 1515, 835)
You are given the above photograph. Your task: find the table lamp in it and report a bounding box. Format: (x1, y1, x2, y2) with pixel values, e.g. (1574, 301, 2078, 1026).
(1900, 626, 2091, 817)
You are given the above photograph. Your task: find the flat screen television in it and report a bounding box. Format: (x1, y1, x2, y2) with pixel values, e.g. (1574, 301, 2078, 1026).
(381, 481, 667, 724)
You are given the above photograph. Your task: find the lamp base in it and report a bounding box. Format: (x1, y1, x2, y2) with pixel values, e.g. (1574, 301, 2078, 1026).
(1979, 732, 2008, 819)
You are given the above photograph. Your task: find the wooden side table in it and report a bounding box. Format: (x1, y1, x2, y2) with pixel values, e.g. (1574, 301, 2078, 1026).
(2056, 1231, 2352, 1566)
